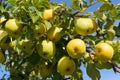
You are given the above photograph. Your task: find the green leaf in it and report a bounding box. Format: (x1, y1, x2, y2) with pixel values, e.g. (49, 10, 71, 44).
(44, 20, 52, 30)
(87, 63, 101, 80)
(97, 19, 104, 29)
(90, 0, 93, 3)
(99, 3, 113, 12)
(71, 0, 87, 11)
(6, 0, 16, 5)
(0, 30, 8, 43)
(29, 11, 39, 23)
(0, 6, 5, 12)
(109, 6, 120, 20)
(114, 23, 120, 37)
(27, 53, 40, 65)
(35, 8, 43, 18)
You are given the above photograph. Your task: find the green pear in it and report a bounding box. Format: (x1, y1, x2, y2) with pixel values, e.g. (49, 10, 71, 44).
(47, 26, 62, 42)
(37, 40, 56, 59)
(74, 18, 97, 36)
(5, 19, 23, 37)
(18, 40, 34, 56)
(33, 23, 46, 37)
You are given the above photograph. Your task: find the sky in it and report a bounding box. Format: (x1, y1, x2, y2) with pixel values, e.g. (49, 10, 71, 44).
(0, 0, 120, 80)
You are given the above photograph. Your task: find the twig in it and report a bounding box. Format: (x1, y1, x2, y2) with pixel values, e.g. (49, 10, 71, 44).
(108, 61, 120, 69)
(108, 61, 120, 73)
(113, 67, 120, 73)
(69, 11, 91, 18)
(63, 77, 71, 80)
(55, 8, 66, 16)
(89, 52, 95, 61)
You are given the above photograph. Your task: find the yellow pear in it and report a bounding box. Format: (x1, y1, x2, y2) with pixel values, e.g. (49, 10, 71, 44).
(47, 26, 62, 42)
(43, 9, 54, 21)
(5, 19, 22, 37)
(33, 23, 46, 37)
(57, 56, 76, 75)
(94, 42, 114, 62)
(18, 40, 34, 56)
(66, 39, 86, 58)
(37, 40, 56, 59)
(74, 18, 97, 36)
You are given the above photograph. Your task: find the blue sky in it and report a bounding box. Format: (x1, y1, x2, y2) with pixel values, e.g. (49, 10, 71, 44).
(0, 64, 9, 79)
(50, 0, 120, 80)
(0, 0, 120, 80)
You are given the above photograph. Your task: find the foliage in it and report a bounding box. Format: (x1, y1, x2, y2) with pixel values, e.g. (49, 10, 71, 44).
(0, 0, 120, 80)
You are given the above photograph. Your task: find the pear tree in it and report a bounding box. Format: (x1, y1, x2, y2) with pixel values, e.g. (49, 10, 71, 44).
(0, 0, 120, 80)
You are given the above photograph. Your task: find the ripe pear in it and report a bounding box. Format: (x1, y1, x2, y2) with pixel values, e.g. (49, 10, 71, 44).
(5, 19, 22, 37)
(94, 42, 114, 62)
(57, 56, 76, 75)
(43, 9, 54, 21)
(74, 18, 97, 36)
(37, 40, 56, 59)
(18, 40, 34, 56)
(33, 23, 46, 37)
(66, 39, 86, 58)
(47, 26, 62, 42)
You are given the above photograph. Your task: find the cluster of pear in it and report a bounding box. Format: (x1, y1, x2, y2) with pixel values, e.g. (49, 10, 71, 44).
(0, 8, 115, 77)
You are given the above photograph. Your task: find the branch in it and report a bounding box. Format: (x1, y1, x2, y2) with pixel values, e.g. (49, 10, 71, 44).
(108, 61, 120, 69)
(113, 67, 120, 73)
(1, 74, 6, 79)
(55, 8, 66, 16)
(69, 11, 91, 18)
(108, 61, 120, 73)
(63, 77, 70, 80)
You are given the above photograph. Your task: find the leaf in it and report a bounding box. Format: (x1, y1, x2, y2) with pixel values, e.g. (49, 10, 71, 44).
(90, 0, 93, 3)
(27, 53, 40, 65)
(44, 20, 52, 30)
(114, 23, 120, 37)
(109, 6, 120, 20)
(86, 63, 101, 80)
(29, 11, 39, 23)
(99, 3, 113, 12)
(0, 6, 5, 12)
(0, 30, 8, 43)
(34, 8, 43, 18)
(106, 29, 116, 40)
(97, 19, 104, 29)
(6, 0, 16, 5)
